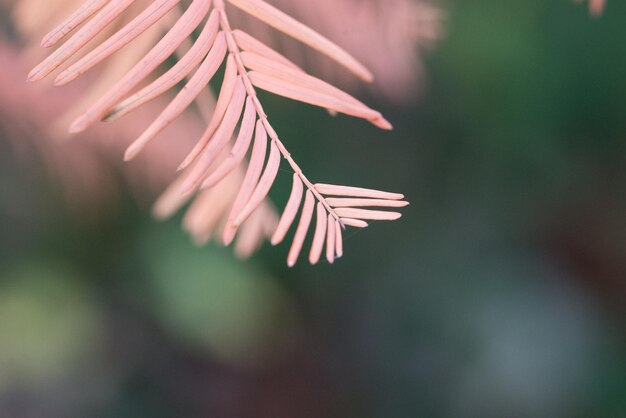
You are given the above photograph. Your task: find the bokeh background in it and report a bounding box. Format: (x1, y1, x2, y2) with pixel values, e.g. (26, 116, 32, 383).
(0, 1, 625, 417)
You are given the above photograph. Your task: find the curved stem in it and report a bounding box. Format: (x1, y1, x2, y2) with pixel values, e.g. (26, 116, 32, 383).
(213, 0, 341, 223)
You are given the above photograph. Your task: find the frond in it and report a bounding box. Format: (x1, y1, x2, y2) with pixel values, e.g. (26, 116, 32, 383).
(28, 0, 408, 265)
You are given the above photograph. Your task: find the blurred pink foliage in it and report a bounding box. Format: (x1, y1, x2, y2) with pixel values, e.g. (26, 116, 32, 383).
(576, 0, 606, 15)
(0, 38, 205, 212)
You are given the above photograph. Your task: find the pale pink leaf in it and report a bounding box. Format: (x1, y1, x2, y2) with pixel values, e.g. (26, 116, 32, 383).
(326, 198, 409, 208)
(316, 184, 404, 200)
(335, 221, 343, 258)
(308, 202, 327, 265)
(287, 190, 314, 267)
(326, 213, 335, 264)
(335, 208, 402, 221)
(271, 173, 303, 246)
(248, 71, 384, 124)
(340, 218, 369, 228)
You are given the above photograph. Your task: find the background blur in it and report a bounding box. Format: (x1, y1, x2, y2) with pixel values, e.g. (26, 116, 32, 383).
(1, 1, 625, 417)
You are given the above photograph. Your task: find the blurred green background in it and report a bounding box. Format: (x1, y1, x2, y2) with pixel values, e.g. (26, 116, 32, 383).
(0, 1, 625, 417)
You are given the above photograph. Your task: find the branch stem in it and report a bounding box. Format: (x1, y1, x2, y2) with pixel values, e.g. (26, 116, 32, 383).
(214, 0, 341, 223)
